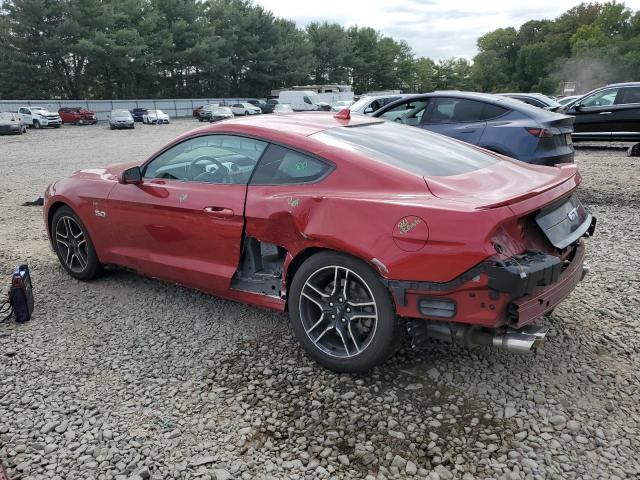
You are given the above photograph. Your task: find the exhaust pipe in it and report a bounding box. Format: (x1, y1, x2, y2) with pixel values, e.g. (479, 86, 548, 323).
(408, 320, 548, 353)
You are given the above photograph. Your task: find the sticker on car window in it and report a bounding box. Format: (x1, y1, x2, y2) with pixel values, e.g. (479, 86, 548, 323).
(296, 161, 308, 171)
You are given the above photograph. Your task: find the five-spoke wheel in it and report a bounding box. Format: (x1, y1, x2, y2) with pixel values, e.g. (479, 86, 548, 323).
(51, 206, 103, 280)
(290, 252, 402, 372)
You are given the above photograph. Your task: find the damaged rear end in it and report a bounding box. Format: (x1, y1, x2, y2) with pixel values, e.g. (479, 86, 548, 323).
(397, 162, 595, 354)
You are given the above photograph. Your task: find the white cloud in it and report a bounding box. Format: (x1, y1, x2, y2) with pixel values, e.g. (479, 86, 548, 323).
(256, 0, 640, 59)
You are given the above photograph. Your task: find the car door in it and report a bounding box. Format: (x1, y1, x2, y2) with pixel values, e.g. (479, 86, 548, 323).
(106, 134, 268, 293)
(421, 97, 487, 144)
(609, 86, 640, 138)
(19, 108, 32, 124)
(567, 87, 621, 138)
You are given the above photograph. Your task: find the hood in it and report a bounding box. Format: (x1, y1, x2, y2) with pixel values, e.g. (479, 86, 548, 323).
(73, 161, 138, 181)
(425, 159, 579, 210)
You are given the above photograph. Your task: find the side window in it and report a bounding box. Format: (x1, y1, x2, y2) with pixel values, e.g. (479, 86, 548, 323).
(303, 96, 313, 105)
(143, 135, 267, 185)
(426, 98, 485, 124)
(379, 100, 429, 126)
(481, 103, 509, 120)
(251, 145, 333, 185)
(581, 88, 619, 108)
(617, 87, 640, 105)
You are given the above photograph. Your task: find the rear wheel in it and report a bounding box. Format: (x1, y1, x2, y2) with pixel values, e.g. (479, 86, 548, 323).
(51, 206, 103, 281)
(289, 251, 402, 372)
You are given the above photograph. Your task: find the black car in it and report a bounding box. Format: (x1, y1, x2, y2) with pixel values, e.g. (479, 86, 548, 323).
(130, 108, 148, 122)
(559, 82, 640, 141)
(498, 93, 561, 111)
(261, 98, 279, 114)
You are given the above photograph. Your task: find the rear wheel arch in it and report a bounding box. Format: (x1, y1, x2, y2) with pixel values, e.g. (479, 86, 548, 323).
(285, 247, 391, 308)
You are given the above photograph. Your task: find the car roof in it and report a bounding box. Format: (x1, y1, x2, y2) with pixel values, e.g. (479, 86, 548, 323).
(188, 112, 382, 138)
(603, 81, 640, 87)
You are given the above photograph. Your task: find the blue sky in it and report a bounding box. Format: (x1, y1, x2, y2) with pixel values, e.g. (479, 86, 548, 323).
(257, 0, 640, 59)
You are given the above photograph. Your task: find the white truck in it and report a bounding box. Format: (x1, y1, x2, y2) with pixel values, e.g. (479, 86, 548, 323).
(18, 106, 61, 129)
(278, 90, 331, 112)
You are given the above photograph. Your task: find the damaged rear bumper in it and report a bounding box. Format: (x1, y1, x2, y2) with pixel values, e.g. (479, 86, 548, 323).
(383, 236, 592, 330)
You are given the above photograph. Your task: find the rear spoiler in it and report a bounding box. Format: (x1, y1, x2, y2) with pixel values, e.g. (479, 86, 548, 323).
(479, 164, 580, 210)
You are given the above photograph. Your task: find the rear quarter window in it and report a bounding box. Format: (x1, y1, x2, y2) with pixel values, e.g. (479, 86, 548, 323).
(251, 145, 333, 185)
(312, 121, 499, 177)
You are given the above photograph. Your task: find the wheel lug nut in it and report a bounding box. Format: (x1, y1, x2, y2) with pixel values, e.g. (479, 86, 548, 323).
(341, 318, 346, 323)
(331, 314, 335, 319)
(346, 308, 351, 312)
(329, 302, 334, 307)
(338, 297, 343, 302)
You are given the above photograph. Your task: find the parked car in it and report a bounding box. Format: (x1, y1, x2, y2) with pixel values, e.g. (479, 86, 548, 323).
(228, 102, 262, 116)
(43, 112, 594, 372)
(130, 108, 148, 122)
(143, 110, 170, 124)
(208, 106, 234, 122)
(557, 95, 581, 107)
(558, 82, 640, 141)
(18, 106, 61, 129)
(261, 98, 279, 114)
(330, 100, 353, 112)
(109, 109, 135, 129)
(58, 107, 97, 125)
(349, 94, 410, 115)
(248, 99, 267, 112)
(0, 111, 27, 135)
(278, 90, 330, 111)
(193, 105, 204, 117)
(373, 92, 575, 166)
(273, 103, 294, 113)
(198, 104, 221, 122)
(497, 93, 561, 111)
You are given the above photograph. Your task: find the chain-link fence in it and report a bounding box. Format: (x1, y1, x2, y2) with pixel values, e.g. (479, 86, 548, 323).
(0, 98, 259, 121)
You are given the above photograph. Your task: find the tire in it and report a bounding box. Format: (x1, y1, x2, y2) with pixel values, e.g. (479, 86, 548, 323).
(51, 206, 103, 281)
(289, 251, 402, 372)
(110, 125, 114, 130)
(245, 110, 249, 116)
(54, 124, 61, 128)
(33, 120, 40, 129)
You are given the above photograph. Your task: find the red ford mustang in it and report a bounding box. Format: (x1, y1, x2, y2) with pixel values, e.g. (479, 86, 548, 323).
(43, 112, 595, 372)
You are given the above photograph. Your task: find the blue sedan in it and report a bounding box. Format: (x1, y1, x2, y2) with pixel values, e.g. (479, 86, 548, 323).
(373, 92, 574, 166)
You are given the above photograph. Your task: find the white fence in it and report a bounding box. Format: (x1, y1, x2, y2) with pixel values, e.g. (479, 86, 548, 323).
(0, 98, 258, 121)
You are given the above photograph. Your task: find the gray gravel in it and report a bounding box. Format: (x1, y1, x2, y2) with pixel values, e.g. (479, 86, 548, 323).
(1, 121, 639, 479)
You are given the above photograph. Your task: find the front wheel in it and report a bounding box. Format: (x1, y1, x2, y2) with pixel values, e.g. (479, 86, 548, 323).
(289, 251, 402, 372)
(51, 206, 103, 281)
(33, 120, 40, 129)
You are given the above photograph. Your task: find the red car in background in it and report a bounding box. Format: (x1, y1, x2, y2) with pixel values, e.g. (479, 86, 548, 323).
(42, 112, 595, 372)
(192, 105, 203, 117)
(58, 107, 97, 125)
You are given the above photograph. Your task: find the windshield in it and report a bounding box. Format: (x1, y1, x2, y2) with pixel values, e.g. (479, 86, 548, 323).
(32, 108, 50, 114)
(0, 112, 16, 120)
(213, 107, 232, 114)
(349, 97, 372, 110)
(112, 110, 130, 116)
(311, 121, 499, 177)
(156, 110, 165, 115)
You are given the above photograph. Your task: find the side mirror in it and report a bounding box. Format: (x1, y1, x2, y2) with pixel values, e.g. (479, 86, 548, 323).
(120, 166, 143, 185)
(364, 107, 373, 114)
(573, 103, 582, 111)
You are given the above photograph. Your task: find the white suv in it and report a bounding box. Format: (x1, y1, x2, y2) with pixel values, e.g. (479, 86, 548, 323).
(18, 106, 62, 129)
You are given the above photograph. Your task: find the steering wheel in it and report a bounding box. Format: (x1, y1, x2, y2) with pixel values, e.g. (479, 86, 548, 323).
(188, 155, 230, 183)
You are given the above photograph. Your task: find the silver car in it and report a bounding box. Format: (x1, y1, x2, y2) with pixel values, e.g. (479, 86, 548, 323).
(0, 112, 27, 135)
(109, 109, 135, 130)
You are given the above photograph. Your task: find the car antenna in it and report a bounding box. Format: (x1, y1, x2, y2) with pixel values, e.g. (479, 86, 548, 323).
(334, 108, 351, 120)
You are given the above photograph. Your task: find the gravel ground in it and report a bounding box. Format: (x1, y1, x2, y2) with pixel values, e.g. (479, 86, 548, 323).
(0, 120, 639, 480)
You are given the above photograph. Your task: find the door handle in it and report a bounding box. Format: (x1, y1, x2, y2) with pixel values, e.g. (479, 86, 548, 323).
(203, 206, 234, 218)
(599, 111, 612, 115)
